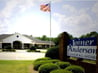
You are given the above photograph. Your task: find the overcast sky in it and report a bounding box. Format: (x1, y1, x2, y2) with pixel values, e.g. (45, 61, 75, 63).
(0, 0, 98, 37)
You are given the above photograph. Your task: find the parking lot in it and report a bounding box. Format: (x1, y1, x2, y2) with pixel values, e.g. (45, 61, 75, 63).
(0, 50, 45, 60)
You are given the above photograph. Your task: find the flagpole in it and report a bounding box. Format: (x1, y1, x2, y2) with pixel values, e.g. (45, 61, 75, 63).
(40, 2, 52, 48)
(49, 1, 52, 48)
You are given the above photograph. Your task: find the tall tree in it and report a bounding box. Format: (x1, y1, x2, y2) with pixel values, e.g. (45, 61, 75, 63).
(80, 31, 98, 38)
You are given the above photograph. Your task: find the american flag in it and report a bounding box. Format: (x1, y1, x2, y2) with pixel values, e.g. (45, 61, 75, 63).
(40, 3, 50, 12)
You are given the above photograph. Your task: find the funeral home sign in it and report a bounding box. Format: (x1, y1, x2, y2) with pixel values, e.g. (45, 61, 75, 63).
(67, 37, 97, 60)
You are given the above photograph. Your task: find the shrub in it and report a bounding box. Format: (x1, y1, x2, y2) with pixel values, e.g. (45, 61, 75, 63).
(34, 57, 51, 63)
(56, 61, 71, 69)
(38, 63, 60, 73)
(65, 65, 85, 73)
(50, 69, 72, 73)
(33, 59, 60, 71)
(2, 46, 16, 52)
(50, 59, 60, 63)
(10, 49, 16, 52)
(27, 46, 38, 52)
(2, 49, 16, 52)
(33, 60, 52, 70)
(45, 46, 59, 59)
(30, 46, 36, 50)
(27, 49, 35, 52)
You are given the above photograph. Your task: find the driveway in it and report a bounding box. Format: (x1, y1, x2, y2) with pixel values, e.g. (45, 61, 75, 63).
(0, 50, 45, 60)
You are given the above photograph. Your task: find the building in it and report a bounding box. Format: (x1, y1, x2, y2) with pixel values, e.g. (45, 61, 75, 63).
(0, 33, 55, 49)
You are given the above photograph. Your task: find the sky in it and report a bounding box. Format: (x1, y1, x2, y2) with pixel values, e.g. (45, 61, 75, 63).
(0, 0, 98, 37)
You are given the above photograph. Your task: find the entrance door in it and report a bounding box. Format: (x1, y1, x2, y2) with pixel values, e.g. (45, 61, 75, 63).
(13, 41, 22, 49)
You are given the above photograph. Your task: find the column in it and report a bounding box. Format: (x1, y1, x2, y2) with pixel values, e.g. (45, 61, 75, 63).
(0, 43, 2, 49)
(22, 43, 24, 49)
(11, 43, 13, 49)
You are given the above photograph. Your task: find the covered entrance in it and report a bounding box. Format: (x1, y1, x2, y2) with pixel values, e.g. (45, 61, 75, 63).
(13, 41, 22, 49)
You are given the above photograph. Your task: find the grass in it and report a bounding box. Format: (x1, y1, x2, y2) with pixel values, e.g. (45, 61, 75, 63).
(0, 58, 95, 73)
(82, 59, 96, 64)
(70, 57, 96, 64)
(0, 60, 34, 73)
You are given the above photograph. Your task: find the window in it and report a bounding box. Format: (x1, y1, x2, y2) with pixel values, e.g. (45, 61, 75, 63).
(16, 35, 19, 38)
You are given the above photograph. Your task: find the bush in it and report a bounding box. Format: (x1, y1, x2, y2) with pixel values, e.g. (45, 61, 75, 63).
(38, 63, 60, 73)
(2, 49, 16, 52)
(33, 59, 60, 71)
(56, 61, 71, 69)
(33, 60, 52, 70)
(27, 46, 38, 52)
(30, 46, 36, 50)
(50, 69, 72, 73)
(2, 46, 16, 52)
(65, 65, 85, 73)
(34, 57, 51, 63)
(45, 46, 59, 59)
(50, 59, 60, 63)
(27, 49, 35, 52)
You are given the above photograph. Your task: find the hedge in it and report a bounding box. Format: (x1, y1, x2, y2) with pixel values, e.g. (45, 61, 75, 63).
(33, 59, 60, 71)
(45, 46, 59, 59)
(56, 61, 71, 69)
(50, 69, 72, 73)
(65, 65, 85, 73)
(34, 57, 51, 63)
(38, 63, 60, 73)
(33, 60, 52, 71)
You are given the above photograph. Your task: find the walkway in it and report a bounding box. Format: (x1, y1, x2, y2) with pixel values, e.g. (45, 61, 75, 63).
(0, 50, 45, 60)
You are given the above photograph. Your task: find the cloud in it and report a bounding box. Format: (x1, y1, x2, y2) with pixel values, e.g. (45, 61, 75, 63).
(0, 0, 36, 34)
(0, 0, 63, 34)
(92, 2, 98, 16)
(53, 13, 66, 23)
(54, 5, 92, 26)
(37, 0, 63, 3)
(17, 0, 35, 13)
(0, 20, 8, 33)
(63, 4, 77, 14)
(0, 0, 35, 18)
(0, 0, 97, 37)
(0, 0, 18, 18)
(54, 4, 97, 37)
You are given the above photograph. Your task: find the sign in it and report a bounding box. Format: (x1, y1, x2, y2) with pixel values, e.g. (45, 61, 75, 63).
(67, 37, 97, 60)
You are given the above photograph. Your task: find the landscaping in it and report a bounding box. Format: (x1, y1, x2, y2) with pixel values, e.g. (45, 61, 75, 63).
(2, 46, 16, 52)
(0, 45, 95, 73)
(2, 48, 16, 52)
(0, 57, 94, 73)
(33, 57, 85, 73)
(27, 46, 40, 52)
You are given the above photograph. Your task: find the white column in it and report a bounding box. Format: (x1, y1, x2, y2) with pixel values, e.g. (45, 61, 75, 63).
(11, 43, 13, 49)
(0, 43, 2, 49)
(22, 43, 24, 49)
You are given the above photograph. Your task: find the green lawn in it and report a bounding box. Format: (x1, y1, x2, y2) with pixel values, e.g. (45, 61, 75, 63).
(70, 57, 96, 64)
(0, 60, 34, 73)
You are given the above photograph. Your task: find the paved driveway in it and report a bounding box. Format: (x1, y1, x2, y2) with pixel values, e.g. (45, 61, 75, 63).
(0, 50, 45, 60)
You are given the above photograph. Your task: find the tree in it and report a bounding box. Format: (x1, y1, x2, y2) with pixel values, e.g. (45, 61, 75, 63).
(36, 32, 73, 46)
(80, 31, 98, 38)
(41, 35, 49, 41)
(89, 31, 98, 37)
(36, 35, 50, 41)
